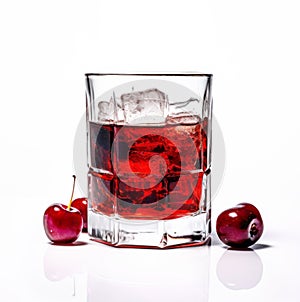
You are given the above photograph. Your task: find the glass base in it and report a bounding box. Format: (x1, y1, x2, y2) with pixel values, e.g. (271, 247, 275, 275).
(88, 210, 211, 249)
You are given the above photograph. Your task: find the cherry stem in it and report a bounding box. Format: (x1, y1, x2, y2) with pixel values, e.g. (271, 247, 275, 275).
(67, 175, 76, 210)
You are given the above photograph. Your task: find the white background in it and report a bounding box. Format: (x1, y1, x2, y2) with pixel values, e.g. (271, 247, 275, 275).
(0, 0, 300, 301)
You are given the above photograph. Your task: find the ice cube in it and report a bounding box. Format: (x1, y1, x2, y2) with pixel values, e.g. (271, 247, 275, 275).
(120, 88, 168, 124)
(97, 97, 115, 122)
(97, 93, 124, 123)
(168, 97, 201, 117)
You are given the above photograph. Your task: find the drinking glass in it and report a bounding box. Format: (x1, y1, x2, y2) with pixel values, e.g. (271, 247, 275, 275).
(85, 73, 213, 248)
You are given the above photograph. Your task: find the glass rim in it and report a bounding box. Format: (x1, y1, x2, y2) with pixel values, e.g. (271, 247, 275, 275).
(85, 72, 213, 78)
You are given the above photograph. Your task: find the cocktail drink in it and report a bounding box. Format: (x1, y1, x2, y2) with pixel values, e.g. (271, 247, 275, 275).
(86, 74, 212, 248)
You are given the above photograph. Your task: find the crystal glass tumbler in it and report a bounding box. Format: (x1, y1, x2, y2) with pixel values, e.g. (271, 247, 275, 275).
(86, 73, 213, 248)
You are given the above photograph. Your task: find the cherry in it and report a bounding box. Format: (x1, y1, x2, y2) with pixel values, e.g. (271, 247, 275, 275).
(71, 197, 88, 232)
(43, 175, 83, 244)
(216, 203, 264, 248)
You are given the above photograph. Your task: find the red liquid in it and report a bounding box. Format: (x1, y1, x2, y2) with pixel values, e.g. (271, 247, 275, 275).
(88, 116, 207, 220)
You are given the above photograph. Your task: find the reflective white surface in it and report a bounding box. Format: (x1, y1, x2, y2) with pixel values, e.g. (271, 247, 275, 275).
(2, 222, 299, 302)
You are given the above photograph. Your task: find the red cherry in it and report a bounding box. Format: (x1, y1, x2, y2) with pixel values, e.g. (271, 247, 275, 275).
(71, 198, 88, 232)
(43, 204, 83, 244)
(216, 203, 264, 248)
(43, 175, 83, 244)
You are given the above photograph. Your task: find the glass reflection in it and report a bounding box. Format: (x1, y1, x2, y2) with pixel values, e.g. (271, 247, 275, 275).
(87, 244, 210, 302)
(43, 238, 211, 301)
(216, 248, 263, 290)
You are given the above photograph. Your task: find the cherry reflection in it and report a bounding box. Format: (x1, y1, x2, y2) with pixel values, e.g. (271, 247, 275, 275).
(216, 248, 263, 290)
(43, 242, 87, 281)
